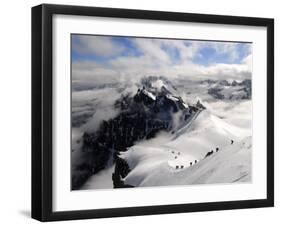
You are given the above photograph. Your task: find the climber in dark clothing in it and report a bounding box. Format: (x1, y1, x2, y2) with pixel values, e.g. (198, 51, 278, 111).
(216, 147, 219, 152)
(205, 150, 214, 158)
(190, 162, 192, 166)
(231, 140, 234, 145)
(195, 160, 197, 164)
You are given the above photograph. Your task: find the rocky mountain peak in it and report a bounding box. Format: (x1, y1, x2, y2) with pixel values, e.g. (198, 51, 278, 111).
(72, 76, 202, 189)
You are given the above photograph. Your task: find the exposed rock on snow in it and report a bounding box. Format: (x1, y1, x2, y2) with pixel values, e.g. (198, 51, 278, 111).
(72, 76, 252, 190)
(120, 125, 251, 187)
(72, 77, 196, 189)
(118, 100, 252, 187)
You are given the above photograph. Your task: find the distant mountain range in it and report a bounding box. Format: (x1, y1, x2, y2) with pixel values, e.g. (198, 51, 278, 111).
(203, 79, 251, 100)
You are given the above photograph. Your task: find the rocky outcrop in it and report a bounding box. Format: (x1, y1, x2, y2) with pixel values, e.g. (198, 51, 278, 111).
(112, 157, 134, 188)
(72, 77, 202, 189)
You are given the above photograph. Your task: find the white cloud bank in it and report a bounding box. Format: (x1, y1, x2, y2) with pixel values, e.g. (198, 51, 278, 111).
(72, 35, 252, 89)
(73, 35, 125, 57)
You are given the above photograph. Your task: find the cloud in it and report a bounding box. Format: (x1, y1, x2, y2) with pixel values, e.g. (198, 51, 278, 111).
(132, 39, 202, 64)
(200, 63, 251, 80)
(72, 61, 121, 90)
(208, 42, 240, 62)
(242, 54, 253, 69)
(72, 35, 125, 57)
(134, 39, 171, 64)
(72, 88, 122, 133)
(72, 35, 252, 88)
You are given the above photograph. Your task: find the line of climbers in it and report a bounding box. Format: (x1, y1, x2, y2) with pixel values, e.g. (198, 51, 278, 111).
(174, 139, 234, 170)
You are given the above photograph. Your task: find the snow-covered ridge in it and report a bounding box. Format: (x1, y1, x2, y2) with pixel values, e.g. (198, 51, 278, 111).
(141, 89, 156, 101)
(151, 79, 167, 91)
(119, 106, 252, 187)
(117, 99, 252, 187)
(166, 94, 180, 102)
(72, 76, 252, 190)
(121, 136, 251, 187)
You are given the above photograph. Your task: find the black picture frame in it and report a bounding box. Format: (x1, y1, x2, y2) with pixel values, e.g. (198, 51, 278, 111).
(32, 3, 274, 222)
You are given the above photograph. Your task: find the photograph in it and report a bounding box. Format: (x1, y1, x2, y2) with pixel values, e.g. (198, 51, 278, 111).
(71, 34, 253, 190)
(31, 3, 274, 221)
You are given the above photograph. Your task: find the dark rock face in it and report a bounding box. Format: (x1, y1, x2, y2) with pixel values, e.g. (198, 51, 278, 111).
(112, 157, 133, 188)
(240, 79, 252, 98)
(71, 78, 202, 189)
(196, 100, 206, 109)
(218, 80, 231, 86)
(200, 79, 217, 85)
(208, 87, 225, 99)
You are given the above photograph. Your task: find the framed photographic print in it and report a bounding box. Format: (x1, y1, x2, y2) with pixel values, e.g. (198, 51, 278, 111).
(32, 4, 274, 221)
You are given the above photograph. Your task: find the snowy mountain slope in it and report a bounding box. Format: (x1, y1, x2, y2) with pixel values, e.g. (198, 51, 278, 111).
(200, 100, 252, 130)
(121, 135, 251, 187)
(119, 101, 252, 187)
(72, 76, 252, 190)
(166, 110, 249, 158)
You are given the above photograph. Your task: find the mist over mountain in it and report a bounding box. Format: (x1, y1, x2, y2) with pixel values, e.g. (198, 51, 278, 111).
(71, 76, 252, 190)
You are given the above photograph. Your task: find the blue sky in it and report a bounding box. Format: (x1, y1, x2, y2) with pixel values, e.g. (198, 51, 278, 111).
(71, 34, 252, 86)
(72, 35, 251, 66)
(193, 42, 251, 65)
